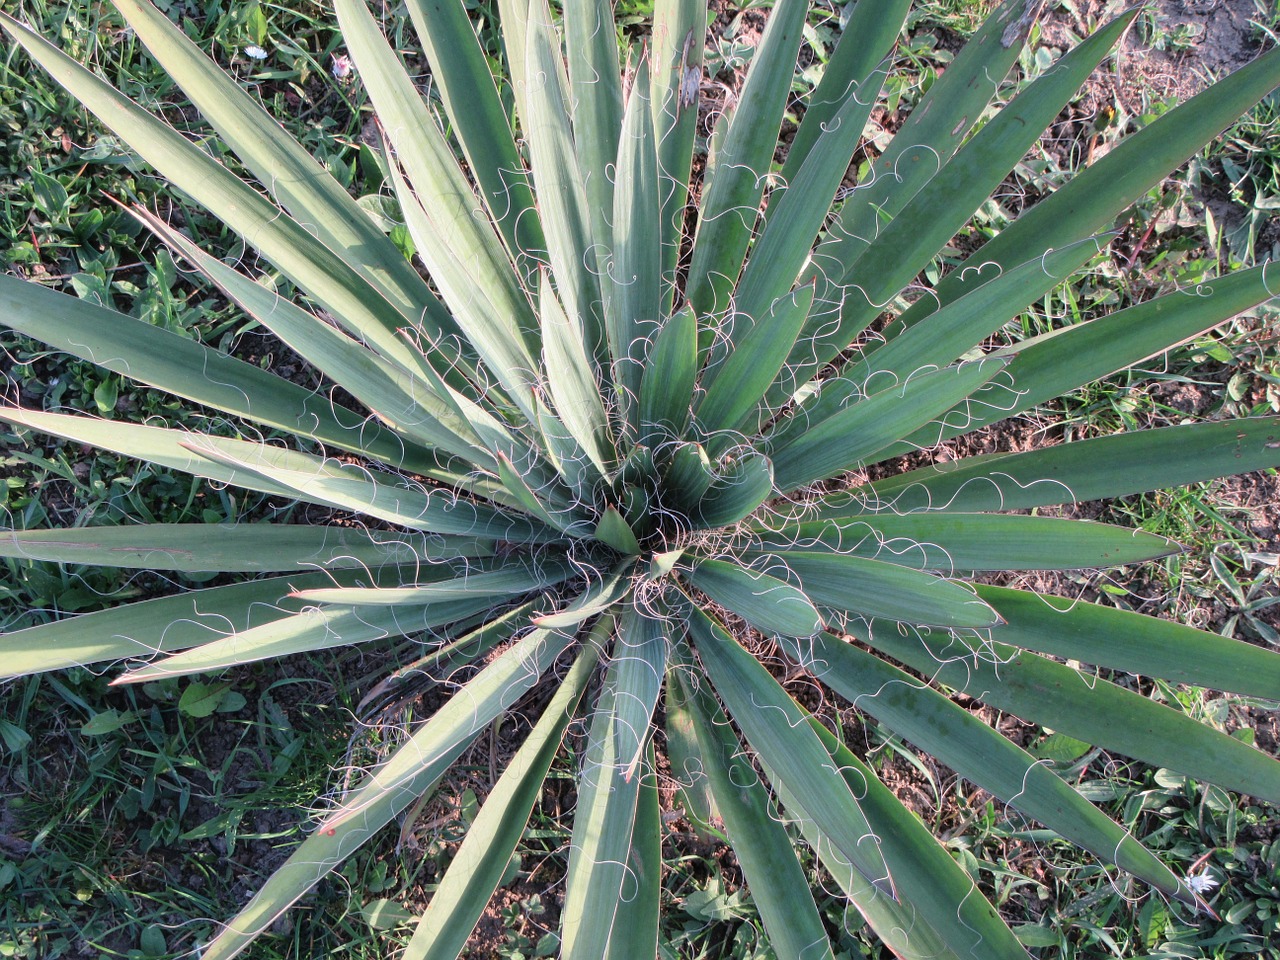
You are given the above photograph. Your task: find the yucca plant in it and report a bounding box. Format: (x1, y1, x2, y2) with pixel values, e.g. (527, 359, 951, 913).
(2, 0, 1279, 956)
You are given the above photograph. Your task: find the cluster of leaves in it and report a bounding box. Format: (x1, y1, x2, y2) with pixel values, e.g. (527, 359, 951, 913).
(0, 0, 1279, 958)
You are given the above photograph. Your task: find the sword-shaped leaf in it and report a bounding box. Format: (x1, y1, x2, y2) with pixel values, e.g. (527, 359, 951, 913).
(686, 0, 808, 317)
(293, 556, 577, 607)
(693, 450, 774, 528)
(183, 437, 559, 542)
(541, 273, 613, 476)
(565, 0, 624, 271)
(532, 562, 634, 629)
(674, 663, 837, 960)
(110, 0, 447, 338)
(768, 358, 1011, 492)
(0, 407, 301, 503)
(0, 570, 385, 677)
(610, 603, 669, 780)
(887, 261, 1280, 456)
(890, 44, 1280, 335)
(595, 506, 643, 556)
(750, 514, 1179, 572)
(129, 207, 495, 467)
(761, 551, 1000, 629)
(525, 0, 606, 365)
(802, 719, 1032, 960)
(855, 417, 1280, 515)
(114, 595, 501, 683)
(0, 524, 488, 573)
(976, 585, 1280, 701)
(789, 6, 1133, 407)
(696, 285, 814, 438)
(638, 306, 698, 448)
(0, 274, 428, 474)
(861, 620, 1280, 804)
(650, 0, 707, 315)
(685, 558, 822, 639)
(402, 0, 545, 281)
(400, 641, 599, 960)
(663, 653, 721, 835)
(382, 141, 539, 420)
(606, 744, 661, 960)
(201, 623, 577, 960)
(684, 603, 895, 898)
(780, 0, 908, 180)
(610, 61, 662, 430)
(561, 631, 642, 960)
(800, 631, 1190, 903)
(0, 13, 441, 376)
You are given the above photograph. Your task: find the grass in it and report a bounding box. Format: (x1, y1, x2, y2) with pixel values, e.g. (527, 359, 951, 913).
(0, 0, 1278, 957)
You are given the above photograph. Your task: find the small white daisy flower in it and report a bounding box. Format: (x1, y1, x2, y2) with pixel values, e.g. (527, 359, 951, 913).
(243, 44, 268, 60)
(331, 54, 353, 80)
(1186, 870, 1220, 895)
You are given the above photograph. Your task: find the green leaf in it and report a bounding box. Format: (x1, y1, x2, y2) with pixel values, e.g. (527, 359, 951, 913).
(674, 663, 836, 960)
(609, 61, 661, 430)
(565, 0, 624, 275)
(848, 236, 1110, 393)
(684, 558, 822, 638)
(401, 0, 545, 281)
(178, 681, 234, 718)
(531, 564, 634, 629)
(524, 1, 605, 367)
(683, 603, 895, 898)
(362, 900, 413, 932)
(0, 14, 444, 376)
(780, 0, 908, 179)
(201, 624, 576, 960)
(81, 709, 136, 736)
(0, 570, 387, 677)
(0, 524, 488, 573)
(606, 745, 661, 960)
(858, 417, 1280, 515)
(893, 44, 1280, 334)
(609, 604, 668, 779)
(649, 0, 706, 316)
(115, 595, 501, 683)
(290, 556, 577, 606)
(495, 451, 588, 537)
(381, 140, 539, 421)
(801, 718, 1031, 960)
(110, 0, 447, 339)
(663, 660, 721, 835)
(0, 274, 428, 475)
(595, 506, 643, 556)
(887, 261, 1280, 456)
(541, 274, 613, 477)
(800, 632, 1188, 903)
(638, 306, 698, 447)
(686, 0, 808, 316)
(357, 604, 535, 720)
(751, 514, 1179, 572)
(402, 641, 600, 960)
(561, 640, 641, 960)
(128, 206, 497, 469)
(182, 436, 558, 543)
(768, 358, 1011, 491)
(860, 619, 1280, 804)
(693, 450, 774, 528)
(696, 285, 814, 438)
(976, 585, 1280, 701)
(759, 551, 1000, 629)
(782, 7, 1132, 415)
